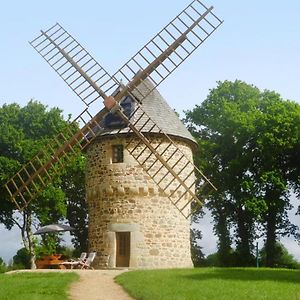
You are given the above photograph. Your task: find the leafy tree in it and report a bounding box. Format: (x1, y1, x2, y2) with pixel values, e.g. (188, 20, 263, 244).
(0, 101, 69, 268)
(185, 81, 260, 265)
(61, 155, 88, 254)
(248, 91, 300, 266)
(0, 101, 87, 267)
(185, 80, 300, 267)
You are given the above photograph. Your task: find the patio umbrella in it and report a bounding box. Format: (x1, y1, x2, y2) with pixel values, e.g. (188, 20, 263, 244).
(33, 224, 75, 235)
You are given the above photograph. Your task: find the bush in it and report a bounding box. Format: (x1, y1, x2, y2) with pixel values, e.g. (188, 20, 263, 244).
(0, 257, 7, 273)
(205, 251, 239, 267)
(259, 242, 300, 269)
(205, 252, 220, 266)
(12, 248, 31, 269)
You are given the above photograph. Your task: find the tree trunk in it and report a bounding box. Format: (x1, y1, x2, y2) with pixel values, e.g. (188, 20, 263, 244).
(214, 203, 232, 266)
(21, 209, 36, 269)
(235, 205, 254, 266)
(265, 190, 278, 268)
(26, 213, 36, 269)
(265, 210, 277, 267)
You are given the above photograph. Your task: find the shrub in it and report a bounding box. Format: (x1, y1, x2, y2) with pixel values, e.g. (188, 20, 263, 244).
(259, 242, 300, 269)
(0, 257, 7, 273)
(12, 248, 31, 269)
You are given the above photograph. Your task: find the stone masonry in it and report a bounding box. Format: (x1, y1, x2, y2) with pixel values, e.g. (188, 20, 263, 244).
(86, 135, 195, 269)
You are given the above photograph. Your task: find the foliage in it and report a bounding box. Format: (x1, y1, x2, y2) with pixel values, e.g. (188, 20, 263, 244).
(0, 258, 7, 273)
(190, 228, 205, 266)
(34, 238, 60, 259)
(184, 80, 300, 267)
(12, 248, 31, 269)
(205, 252, 220, 266)
(61, 155, 88, 254)
(58, 246, 75, 260)
(190, 206, 205, 266)
(0, 101, 70, 266)
(0, 101, 88, 265)
(0, 101, 67, 230)
(116, 268, 300, 300)
(0, 272, 79, 300)
(205, 251, 239, 267)
(259, 242, 300, 269)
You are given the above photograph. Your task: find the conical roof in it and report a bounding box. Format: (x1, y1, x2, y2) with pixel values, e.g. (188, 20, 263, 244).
(96, 78, 197, 148)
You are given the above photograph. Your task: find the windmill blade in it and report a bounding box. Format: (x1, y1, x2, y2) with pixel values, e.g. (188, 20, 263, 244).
(112, 0, 223, 101)
(29, 23, 119, 106)
(4, 107, 109, 210)
(5, 82, 215, 215)
(109, 84, 216, 218)
(7, 0, 221, 214)
(8, 22, 119, 209)
(106, 0, 222, 217)
(5, 83, 215, 215)
(125, 108, 216, 219)
(123, 117, 214, 219)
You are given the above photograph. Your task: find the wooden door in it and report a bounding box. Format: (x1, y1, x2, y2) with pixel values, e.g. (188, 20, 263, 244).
(116, 232, 130, 267)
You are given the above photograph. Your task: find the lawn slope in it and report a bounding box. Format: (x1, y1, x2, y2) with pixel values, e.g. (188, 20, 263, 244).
(0, 272, 79, 300)
(116, 268, 300, 300)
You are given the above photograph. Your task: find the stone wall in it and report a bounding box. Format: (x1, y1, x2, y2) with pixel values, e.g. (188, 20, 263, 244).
(86, 135, 195, 269)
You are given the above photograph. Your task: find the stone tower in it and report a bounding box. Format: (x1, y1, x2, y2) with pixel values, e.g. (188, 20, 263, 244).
(86, 79, 197, 269)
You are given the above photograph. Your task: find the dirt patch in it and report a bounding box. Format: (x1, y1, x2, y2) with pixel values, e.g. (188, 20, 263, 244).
(69, 270, 133, 300)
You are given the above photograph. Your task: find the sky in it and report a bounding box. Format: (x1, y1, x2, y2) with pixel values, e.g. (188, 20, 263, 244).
(0, 0, 299, 263)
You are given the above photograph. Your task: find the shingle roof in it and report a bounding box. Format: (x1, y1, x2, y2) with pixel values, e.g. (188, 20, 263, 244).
(96, 78, 197, 148)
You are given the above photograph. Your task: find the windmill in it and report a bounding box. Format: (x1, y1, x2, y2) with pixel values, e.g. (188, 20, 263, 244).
(5, 1, 222, 268)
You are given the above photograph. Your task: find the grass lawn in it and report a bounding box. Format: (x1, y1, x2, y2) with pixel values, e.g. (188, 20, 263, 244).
(0, 272, 79, 300)
(116, 267, 300, 300)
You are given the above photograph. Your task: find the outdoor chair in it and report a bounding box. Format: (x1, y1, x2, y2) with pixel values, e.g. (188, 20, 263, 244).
(75, 252, 87, 262)
(60, 252, 87, 269)
(78, 252, 96, 270)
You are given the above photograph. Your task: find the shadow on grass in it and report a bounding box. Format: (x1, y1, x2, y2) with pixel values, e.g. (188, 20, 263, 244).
(183, 268, 300, 284)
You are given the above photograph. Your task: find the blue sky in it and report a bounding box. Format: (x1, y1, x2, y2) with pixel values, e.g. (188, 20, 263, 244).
(0, 0, 299, 262)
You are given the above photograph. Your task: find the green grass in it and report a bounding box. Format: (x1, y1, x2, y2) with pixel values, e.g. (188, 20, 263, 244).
(0, 272, 79, 300)
(116, 268, 300, 300)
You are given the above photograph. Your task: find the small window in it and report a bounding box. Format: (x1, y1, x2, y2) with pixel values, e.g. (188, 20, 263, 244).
(112, 145, 124, 163)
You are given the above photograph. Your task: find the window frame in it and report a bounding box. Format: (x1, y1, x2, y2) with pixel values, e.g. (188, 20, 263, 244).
(112, 144, 124, 163)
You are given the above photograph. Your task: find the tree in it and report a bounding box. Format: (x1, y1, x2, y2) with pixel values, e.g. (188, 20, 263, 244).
(185, 80, 300, 267)
(249, 91, 300, 266)
(61, 155, 88, 254)
(190, 206, 206, 266)
(190, 228, 205, 266)
(210, 194, 235, 266)
(12, 248, 31, 269)
(0, 257, 7, 273)
(185, 80, 260, 266)
(259, 242, 300, 269)
(205, 252, 220, 266)
(0, 100, 87, 267)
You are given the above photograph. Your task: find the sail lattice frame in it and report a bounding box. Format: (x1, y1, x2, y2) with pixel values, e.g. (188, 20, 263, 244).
(5, 0, 222, 216)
